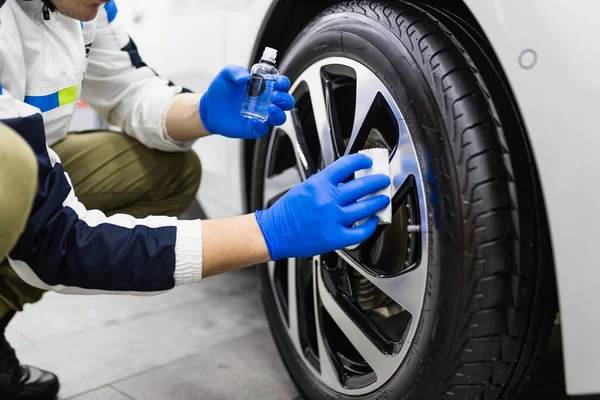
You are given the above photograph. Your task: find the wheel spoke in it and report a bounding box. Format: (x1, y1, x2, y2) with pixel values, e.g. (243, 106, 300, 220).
(389, 130, 422, 197)
(312, 256, 344, 391)
(336, 250, 426, 317)
(317, 264, 397, 378)
(267, 261, 275, 284)
(388, 131, 427, 232)
(286, 258, 301, 351)
(279, 112, 317, 179)
(323, 78, 346, 159)
(263, 167, 301, 208)
(344, 66, 385, 156)
(304, 69, 336, 167)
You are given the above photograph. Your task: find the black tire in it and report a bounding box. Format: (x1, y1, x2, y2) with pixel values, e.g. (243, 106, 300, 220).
(251, 1, 557, 399)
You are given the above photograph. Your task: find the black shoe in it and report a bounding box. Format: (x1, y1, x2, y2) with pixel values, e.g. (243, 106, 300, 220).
(12, 365, 59, 400)
(0, 311, 59, 399)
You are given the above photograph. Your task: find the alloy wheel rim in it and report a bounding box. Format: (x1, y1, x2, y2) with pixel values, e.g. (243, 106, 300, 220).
(262, 57, 430, 395)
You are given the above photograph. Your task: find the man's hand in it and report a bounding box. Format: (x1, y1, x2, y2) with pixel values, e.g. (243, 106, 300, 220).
(200, 153, 390, 278)
(199, 65, 296, 139)
(254, 154, 391, 261)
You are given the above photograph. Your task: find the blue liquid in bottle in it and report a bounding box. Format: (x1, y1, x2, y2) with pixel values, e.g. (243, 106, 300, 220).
(241, 47, 279, 122)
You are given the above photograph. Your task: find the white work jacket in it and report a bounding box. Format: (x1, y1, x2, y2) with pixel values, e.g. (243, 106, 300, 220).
(0, 0, 204, 295)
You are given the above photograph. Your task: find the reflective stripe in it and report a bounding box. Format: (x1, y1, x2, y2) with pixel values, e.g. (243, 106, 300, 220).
(105, 0, 117, 23)
(24, 85, 78, 112)
(58, 85, 78, 107)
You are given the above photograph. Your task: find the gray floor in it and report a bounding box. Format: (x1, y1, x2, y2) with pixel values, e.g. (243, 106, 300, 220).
(6, 267, 300, 400)
(4, 265, 573, 400)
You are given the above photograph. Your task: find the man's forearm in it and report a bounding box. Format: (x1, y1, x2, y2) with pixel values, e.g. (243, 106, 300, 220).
(165, 93, 210, 142)
(201, 213, 271, 278)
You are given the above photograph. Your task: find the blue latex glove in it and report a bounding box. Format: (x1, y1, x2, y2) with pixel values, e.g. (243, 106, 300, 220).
(200, 65, 296, 139)
(255, 154, 391, 261)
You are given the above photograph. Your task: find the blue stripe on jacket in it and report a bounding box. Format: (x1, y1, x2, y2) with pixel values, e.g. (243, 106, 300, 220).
(104, 0, 117, 23)
(2, 113, 178, 292)
(24, 92, 60, 112)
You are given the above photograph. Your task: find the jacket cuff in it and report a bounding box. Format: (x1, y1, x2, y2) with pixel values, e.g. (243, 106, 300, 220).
(159, 92, 197, 151)
(173, 219, 203, 285)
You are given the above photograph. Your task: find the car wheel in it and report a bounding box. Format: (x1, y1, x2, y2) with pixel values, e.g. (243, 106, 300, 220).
(251, 2, 557, 399)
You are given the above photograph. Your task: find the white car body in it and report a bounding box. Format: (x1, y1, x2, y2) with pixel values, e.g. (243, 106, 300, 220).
(109, 0, 599, 395)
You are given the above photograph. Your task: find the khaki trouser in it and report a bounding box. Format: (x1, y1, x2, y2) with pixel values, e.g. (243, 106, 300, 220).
(0, 124, 202, 318)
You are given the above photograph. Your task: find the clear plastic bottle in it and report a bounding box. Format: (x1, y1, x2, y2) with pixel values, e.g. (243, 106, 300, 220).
(241, 47, 279, 122)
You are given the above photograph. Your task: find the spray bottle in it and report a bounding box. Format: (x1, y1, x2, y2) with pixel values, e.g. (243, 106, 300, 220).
(241, 47, 279, 122)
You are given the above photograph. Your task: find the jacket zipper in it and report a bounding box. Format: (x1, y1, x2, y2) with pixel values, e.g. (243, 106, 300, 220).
(37, 4, 82, 87)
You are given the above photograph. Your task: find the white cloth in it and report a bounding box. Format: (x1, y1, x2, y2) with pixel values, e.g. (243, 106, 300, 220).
(355, 148, 393, 225)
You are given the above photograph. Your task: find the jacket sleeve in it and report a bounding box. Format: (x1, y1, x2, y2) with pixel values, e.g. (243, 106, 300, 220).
(0, 87, 203, 295)
(81, 0, 195, 152)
